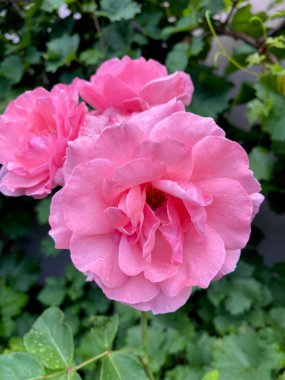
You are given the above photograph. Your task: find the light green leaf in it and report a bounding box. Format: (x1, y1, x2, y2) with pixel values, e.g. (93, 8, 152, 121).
(0, 352, 44, 380)
(100, 352, 148, 380)
(202, 369, 220, 380)
(250, 76, 285, 141)
(45, 34, 79, 72)
(24, 307, 74, 370)
(41, 0, 66, 12)
(249, 147, 274, 181)
(0, 55, 23, 84)
(99, 0, 141, 22)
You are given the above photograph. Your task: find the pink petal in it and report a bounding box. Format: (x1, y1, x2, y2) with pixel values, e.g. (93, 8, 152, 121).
(144, 230, 179, 282)
(250, 193, 264, 220)
(118, 236, 144, 276)
(63, 159, 114, 235)
(49, 190, 72, 249)
(70, 233, 128, 288)
(140, 71, 194, 106)
(184, 225, 226, 288)
(133, 140, 192, 180)
(64, 136, 99, 181)
(150, 111, 225, 146)
(101, 273, 160, 304)
(133, 286, 191, 314)
(113, 158, 166, 190)
(198, 178, 253, 250)
(214, 249, 241, 279)
(126, 100, 185, 135)
(191, 136, 261, 194)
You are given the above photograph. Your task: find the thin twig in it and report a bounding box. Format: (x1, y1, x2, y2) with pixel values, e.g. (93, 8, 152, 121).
(223, 0, 239, 26)
(91, 12, 106, 53)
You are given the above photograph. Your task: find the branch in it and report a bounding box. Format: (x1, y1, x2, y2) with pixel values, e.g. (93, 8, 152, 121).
(215, 27, 259, 48)
(223, 0, 239, 26)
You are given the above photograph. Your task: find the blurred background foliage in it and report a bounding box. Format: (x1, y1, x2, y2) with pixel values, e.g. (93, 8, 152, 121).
(0, 0, 285, 379)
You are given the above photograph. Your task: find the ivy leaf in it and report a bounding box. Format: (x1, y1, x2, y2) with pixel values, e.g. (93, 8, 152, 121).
(99, 0, 141, 22)
(100, 352, 148, 380)
(0, 352, 44, 379)
(249, 147, 274, 181)
(0, 55, 23, 84)
(24, 307, 74, 370)
(45, 34, 80, 72)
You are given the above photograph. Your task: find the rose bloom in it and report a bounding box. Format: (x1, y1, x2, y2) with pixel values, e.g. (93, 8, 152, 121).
(0, 81, 87, 198)
(79, 56, 194, 112)
(49, 101, 263, 314)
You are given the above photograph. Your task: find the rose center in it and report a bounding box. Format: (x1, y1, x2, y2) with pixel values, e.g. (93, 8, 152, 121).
(146, 185, 167, 210)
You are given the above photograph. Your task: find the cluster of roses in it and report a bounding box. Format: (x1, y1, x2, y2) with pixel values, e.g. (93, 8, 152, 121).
(0, 57, 263, 314)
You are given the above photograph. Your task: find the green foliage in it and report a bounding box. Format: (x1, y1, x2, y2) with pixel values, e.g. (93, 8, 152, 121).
(0, 0, 285, 379)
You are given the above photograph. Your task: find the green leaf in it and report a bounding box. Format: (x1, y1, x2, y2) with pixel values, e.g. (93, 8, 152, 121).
(40, 235, 60, 257)
(0, 55, 24, 84)
(166, 42, 189, 72)
(99, 0, 141, 22)
(100, 352, 148, 380)
(249, 147, 274, 181)
(35, 197, 51, 225)
(24, 307, 74, 370)
(0, 352, 44, 380)
(37, 277, 66, 306)
(78, 315, 119, 360)
(249, 75, 285, 141)
(165, 365, 202, 380)
(213, 326, 283, 380)
(231, 5, 266, 37)
(161, 12, 197, 39)
(188, 66, 232, 117)
(41, 0, 66, 12)
(0, 278, 28, 318)
(45, 34, 80, 72)
(202, 369, 220, 380)
(79, 49, 104, 66)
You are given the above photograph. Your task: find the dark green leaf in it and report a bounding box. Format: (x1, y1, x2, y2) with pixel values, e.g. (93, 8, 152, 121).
(0, 55, 24, 84)
(99, 0, 141, 22)
(45, 34, 80, 72)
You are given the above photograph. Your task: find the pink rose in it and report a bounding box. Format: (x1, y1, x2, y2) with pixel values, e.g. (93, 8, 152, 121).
(79, 56, 194, 112)
(49, 101, 263, 314)
(0, 82, 87, 198)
